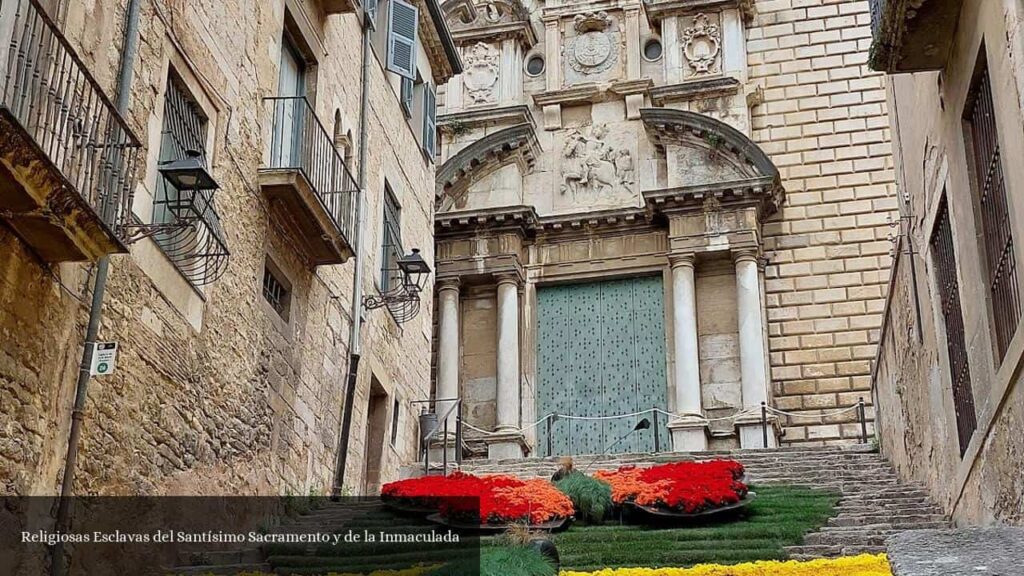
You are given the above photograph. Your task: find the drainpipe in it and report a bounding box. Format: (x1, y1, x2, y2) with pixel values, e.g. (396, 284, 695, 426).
(333, 10, 372, 496)
(51, 0, 141, 574)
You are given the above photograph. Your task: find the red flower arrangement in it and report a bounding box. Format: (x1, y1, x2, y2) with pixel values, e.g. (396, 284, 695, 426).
(381, 472, 574, 525)
(594, 459, 747, 514)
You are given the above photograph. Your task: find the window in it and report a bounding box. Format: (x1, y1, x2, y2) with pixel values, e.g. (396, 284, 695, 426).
(380, 184, 403, 292)
(390, 397, 401, 447)
(154, 75, 209, 227)
(386, 0, 418, 80)
(401, 76, 413, 117)
(262, 263, 291, 321)
(525, 55, 545, 76)
(931, 196, 977, 455)
(965, 55, 1021, 360)
(421, 83, 436, 158)
(643, 38, 663, 62)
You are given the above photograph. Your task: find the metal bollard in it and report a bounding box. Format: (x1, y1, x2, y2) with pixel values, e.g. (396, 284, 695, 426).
(546, 414, 554, 457)
(652, 407, 661, 453)
(858, 397, 868, 444)
(761, 401, 769, 449)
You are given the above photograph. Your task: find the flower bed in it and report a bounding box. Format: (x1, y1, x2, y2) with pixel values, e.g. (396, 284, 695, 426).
(594, 460, 747, 514)
(559, 553, 892, 576)
(381, 472, 574, 525)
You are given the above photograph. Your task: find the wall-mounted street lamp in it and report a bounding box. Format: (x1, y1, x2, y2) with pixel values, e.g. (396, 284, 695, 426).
(158, 149, 219, 191)
(363, 248, 432, 323)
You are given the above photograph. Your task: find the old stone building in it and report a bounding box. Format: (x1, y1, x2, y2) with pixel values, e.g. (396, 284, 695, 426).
(870, 0, 1024, 525)
(0, 0, 459, 497)
(432, 0, 898, 459)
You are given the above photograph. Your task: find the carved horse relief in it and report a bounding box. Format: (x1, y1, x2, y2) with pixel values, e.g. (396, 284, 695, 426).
(560, 124, 634, 202)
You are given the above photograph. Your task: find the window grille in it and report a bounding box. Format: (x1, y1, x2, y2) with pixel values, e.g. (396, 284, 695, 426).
(931, 196, 977, 456)
(966, 61, 1021, 360)
(380, 185, 403, 292)
(262, 265, 290, 320)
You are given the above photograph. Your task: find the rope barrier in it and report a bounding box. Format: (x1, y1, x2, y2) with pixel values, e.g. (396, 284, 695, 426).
(765, 404, 861, 419)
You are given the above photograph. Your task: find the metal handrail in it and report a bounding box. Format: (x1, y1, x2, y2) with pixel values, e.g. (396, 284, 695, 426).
(2, 0, 142, 236)
(263, 95, 357, 248)
(412, 397, 463, 475)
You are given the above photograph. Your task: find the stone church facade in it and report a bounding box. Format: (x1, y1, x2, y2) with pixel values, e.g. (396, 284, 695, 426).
(433, 0, 897, 458)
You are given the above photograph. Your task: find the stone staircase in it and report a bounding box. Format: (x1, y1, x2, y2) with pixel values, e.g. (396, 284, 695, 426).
(460, 444, 950, 559)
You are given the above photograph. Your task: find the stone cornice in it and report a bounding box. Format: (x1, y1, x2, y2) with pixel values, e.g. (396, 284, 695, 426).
(438, 105, 535, 133)
(643, 0, 754, 25)
(610, 78, 654, 96)
(643, 175, 783, 219)
(531, 83, 604, 107)
(648, 76, 741, 105)
(436, 123, 541, 200)
(435, 205, 539, 237)
(535, 207, 653, 234)
(442, 0, 537, 48)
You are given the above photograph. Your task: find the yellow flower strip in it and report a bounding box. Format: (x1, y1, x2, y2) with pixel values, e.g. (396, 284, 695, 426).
(559, 554, 891, 576)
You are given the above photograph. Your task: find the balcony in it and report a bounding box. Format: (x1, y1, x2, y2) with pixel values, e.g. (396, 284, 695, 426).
(0, 0, 141, 262)
(260, 96, 356, 266)
(869, 0, 962, 73)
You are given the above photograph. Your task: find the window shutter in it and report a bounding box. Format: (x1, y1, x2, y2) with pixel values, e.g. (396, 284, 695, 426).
(422, 83, 436, 157)
(386, 0, 418, 81)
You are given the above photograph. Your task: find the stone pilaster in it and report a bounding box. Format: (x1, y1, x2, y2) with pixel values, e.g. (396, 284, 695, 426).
(733, 249, 777, 448)
(491, 273, 526, 458)
(667, 253, 708, 451)
(436, 278, 461, 430)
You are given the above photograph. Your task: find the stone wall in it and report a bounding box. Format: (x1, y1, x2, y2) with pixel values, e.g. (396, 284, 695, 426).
(871, 0, 1024, 525)
(0, 0, 439, 497)
(749, 0, 897, 444)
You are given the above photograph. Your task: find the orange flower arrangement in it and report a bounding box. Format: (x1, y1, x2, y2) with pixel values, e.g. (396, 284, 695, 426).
(594, 460, 747, 514)
(491, 478, 576, 524)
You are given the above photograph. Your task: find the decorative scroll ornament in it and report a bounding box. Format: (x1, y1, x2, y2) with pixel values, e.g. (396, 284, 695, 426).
(462, 42, 499, 104)
(568, 11, 618, 75)
(682, 13, 721, 76)
(560, 124, 634, 200)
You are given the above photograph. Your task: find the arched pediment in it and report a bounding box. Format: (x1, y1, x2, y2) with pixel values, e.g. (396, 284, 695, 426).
(436, 123, 540, 212)
(640, 108, 784, 217)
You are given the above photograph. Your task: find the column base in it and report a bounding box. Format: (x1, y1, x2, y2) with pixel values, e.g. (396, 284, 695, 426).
(667, 416, 709, 452)
(486, 431, 529, 460)
(734, 414, 780, 449)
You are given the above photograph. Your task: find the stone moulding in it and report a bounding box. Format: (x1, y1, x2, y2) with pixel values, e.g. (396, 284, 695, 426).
(643, 0, 754, 25)
(648, 76, 741, 106)
(435, 204, 539, 236)
(435, 123, 541, 206)
(442, 0, 537, 48)
(438, 104, 536, 132)
(643, 175, 783, 220)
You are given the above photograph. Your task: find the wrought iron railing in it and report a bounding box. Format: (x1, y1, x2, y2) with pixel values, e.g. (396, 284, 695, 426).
(1, 0, 141, 236)
(264, 96, 357, 247)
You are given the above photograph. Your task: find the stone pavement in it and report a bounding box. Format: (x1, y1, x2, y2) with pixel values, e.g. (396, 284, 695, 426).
(887, 527, 1024, 576)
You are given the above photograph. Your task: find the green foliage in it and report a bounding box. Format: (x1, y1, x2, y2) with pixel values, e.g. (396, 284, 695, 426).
(551, 485, 840, 572)
(428, 546, 556, 576)
(555, 472, 613, 525)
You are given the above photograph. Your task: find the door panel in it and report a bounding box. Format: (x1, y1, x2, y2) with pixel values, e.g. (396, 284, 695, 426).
(536, 276, 669, 456)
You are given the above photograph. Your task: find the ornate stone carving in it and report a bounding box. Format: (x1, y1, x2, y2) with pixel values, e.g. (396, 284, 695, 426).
(567, 12, 618, 76)
(560, 124, 634, 201)
(462, 42, 499, 104)
(682, 13, 721, 76)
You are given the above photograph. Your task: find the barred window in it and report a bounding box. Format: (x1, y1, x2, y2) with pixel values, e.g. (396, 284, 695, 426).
(965, 58, 1021, 360)
(154, 75, 208, 227)
(262, 263, 291, 321)
(931, 196, 977, 456)
(380, 184, 403, 292)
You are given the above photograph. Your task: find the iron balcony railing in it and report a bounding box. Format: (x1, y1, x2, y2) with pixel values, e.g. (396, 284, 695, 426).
(2, 0, 141, 236)
(264, 96, 357, 247)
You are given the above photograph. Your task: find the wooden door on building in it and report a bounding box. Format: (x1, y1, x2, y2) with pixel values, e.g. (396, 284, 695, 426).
(536, 276, 670, 456)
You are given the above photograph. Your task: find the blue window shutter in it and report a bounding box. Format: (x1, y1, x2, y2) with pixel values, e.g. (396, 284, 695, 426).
(401, 76, 414, 117)
(422, 83, 436, 157)
(386, 0, 418, 80)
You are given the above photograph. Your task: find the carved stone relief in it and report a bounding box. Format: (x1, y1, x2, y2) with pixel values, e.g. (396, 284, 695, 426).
(462, 42, 500, 105)
(682, 13, 721, 77)
(564, 11, 620, 84)
(559, 123, 635, 204)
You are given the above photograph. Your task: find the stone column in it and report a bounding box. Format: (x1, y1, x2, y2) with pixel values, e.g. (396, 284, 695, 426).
(733, 249, 777, 448)
(667, 254, 708, 451)
(436, 278, 461, 428)
(490, 273, 526, 459)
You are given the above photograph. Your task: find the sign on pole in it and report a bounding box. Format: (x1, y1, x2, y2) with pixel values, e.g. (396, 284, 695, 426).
(89, 342, 118, 376)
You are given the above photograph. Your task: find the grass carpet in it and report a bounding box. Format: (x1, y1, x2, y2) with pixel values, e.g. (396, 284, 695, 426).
(549, 485, 839, 572)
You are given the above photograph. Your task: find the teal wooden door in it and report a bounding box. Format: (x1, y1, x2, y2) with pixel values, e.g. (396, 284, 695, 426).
(536, 276, 670, 455)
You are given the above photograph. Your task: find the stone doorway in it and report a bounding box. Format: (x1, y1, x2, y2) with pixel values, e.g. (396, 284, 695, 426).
(361, 378, 389, 495)
(535, 276, 671, 456)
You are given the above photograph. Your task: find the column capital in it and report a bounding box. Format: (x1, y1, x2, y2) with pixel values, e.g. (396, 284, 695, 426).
(732, 248, 759, 265)
(494, 272, 522, 288)
(437, 277, 461, 292)
(668, 252, 696, 269)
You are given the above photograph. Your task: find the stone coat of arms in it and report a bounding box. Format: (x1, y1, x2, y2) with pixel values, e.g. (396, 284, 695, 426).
(462, 42, 499, 104)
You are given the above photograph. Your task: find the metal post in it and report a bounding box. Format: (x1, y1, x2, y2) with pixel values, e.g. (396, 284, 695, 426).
(546, 414, 554, 457)
(455, 400, 463, 467)
(652, 407, 660, 453)
(858, 397, 868, 444)
(442, 417, 449, 477)
(761, 401, 768, 449)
